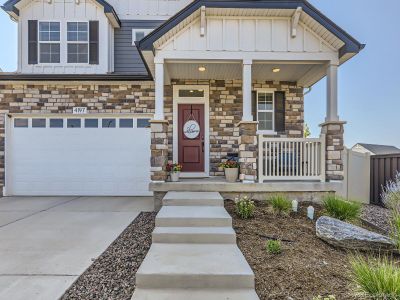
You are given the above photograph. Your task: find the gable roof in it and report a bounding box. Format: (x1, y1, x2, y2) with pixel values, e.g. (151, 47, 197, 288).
(353, 143, 400, 155)
(1, 0, 120, 27)
(138, 0, 364, 60)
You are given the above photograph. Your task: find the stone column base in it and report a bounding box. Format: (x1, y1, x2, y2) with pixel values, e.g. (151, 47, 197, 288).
(150, 120, 169, 182)
(237, 121, 258, 182)
(320, 121, 346, 181)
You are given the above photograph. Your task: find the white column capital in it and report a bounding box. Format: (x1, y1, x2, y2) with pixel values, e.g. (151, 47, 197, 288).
(154, 57, 164, 64)
(243, 59, 253, 65)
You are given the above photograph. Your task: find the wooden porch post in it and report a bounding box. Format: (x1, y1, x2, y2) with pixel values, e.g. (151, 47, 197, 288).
(242, 59, 253, 121)
(326, 63, 339, 122)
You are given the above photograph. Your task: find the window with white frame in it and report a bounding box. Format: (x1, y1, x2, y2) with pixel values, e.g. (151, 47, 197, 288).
(67, 22, 89, 63)
(132, 29, 153, 45)
(39, 21, 60, 63)
(257, 91, 274, 131)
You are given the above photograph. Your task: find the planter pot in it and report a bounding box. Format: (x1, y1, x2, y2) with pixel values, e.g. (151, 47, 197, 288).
(224, 168, 239, 183)
(170, 172, 180, 182)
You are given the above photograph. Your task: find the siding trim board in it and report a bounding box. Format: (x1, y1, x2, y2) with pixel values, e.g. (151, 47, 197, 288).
(0, 73, 152, 81)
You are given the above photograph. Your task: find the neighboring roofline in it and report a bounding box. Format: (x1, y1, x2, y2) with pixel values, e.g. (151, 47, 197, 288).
(1, 0, 121, 27)
(0, 73, 152, 81)
(138, 0, 365, 58)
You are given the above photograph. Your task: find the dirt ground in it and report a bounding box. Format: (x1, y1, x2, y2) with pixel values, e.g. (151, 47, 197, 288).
(225, 200, 361, 300)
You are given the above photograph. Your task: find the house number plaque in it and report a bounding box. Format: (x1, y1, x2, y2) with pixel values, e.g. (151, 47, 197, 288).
(183, 120, 200, 139)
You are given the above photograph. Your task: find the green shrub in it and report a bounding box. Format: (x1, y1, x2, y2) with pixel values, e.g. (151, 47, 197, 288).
(268, 194, 291, 215)
(389, 209, 400, 251)
(235, 196, 255, 219)
(322, 195, 361, 221)
(349, 254, 400, 299)
(381, 171, 400, 211)
(266, 240, 281, 254)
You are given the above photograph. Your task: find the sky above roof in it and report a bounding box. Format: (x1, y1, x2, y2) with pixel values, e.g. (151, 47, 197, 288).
(0, 0, 398, 148)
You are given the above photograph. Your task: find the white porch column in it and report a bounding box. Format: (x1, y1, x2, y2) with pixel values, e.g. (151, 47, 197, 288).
(154, 58, 164, 120)
(326, 63, 339, 122)
(242, 59, 253, 121)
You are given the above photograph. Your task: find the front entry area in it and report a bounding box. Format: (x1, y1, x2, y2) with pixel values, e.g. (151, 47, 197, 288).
(5, 115, 151, 196)
(173, 85, 210, 177)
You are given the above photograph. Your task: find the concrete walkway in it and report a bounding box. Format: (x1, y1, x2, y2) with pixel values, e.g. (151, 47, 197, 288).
(0, 196, 153, 300)
(132, 192, 259, 300)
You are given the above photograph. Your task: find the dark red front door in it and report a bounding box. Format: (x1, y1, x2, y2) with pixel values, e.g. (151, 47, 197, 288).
(178, 104, 205, 172)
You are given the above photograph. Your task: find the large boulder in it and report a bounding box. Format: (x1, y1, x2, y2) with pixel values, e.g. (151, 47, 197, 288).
(316, 216, 397, 252)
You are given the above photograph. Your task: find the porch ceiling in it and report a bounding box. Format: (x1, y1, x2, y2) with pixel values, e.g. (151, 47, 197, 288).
(165, 61, 323, 86)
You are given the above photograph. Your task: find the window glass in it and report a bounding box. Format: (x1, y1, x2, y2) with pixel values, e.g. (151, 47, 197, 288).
(257, 93, 273, 110)
(258, 112, 273, 131)
(178, 89, 204, 98)
(14, 118, 28, 128)
(67, 22, 88, 64)
(135, 31, 145, 41)
(85, 119, 98, 128)
(32, 118, 46, 128)
(119, 119, 134, 128)
(102, 119, 116, 128)
(137, 118, 150, 128)
(39, 22, 60, 63)
(257, 92, 274, 131)
(67, 119, 81, 128)
(50, 119, 63, 128)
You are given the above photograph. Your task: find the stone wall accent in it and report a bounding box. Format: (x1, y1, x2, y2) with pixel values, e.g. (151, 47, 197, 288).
(150, 120, 169, 182)
(320, 121, 346, 181)
(238, 121, 258, 181)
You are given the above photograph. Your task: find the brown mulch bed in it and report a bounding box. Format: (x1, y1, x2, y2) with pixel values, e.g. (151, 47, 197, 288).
(61, 212, 156, 300)
(225, 200, 360, 300)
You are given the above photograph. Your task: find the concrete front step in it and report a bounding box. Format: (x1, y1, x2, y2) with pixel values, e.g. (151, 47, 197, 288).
(135, 243, 255, 289)
(132, 288, 260, 300)
(152, 226, 236, 244)
(163, 191, 224, 207)
(156, 206, 232, 227)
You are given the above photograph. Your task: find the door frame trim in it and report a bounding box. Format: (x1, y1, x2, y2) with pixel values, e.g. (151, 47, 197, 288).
(173, 85, 210, 177)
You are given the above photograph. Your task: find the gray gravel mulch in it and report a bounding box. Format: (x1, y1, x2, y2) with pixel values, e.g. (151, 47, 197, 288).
(361, 204, 391, 233)
(61, 212, 156, 300)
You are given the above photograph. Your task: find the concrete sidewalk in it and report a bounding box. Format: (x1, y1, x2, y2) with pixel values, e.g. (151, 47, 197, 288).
(0, 196, 153, 300)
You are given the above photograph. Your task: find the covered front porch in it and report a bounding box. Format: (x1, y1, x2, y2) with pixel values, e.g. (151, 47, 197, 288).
(136, 3, 364, 185)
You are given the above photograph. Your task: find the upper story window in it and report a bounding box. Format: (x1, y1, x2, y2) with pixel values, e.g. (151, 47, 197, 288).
(132, 29, 153, 45)
(257, 91, 274, 131)
(39, 21, 60, 63)
(67, 22, 89, 63)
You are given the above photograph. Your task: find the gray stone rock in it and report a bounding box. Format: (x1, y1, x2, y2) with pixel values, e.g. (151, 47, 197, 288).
(316, 216, 397, 252)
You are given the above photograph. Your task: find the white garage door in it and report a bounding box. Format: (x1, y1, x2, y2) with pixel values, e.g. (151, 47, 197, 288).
(6, 116, 151, 196)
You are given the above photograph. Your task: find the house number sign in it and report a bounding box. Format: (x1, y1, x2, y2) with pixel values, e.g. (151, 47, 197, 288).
(73, 107, 87, 114)
(183, 120, 200, 139)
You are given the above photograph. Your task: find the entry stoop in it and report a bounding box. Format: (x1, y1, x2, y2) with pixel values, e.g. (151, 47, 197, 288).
(162, 191, 224, 206)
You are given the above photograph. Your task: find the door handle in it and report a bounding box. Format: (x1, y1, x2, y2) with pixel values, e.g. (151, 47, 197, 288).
(201, 136, 204, 152)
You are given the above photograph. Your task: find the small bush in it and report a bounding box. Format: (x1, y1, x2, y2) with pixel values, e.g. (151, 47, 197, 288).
(266, 240, 281, 254)
(268, 194, 292, 215)
(381, 171, 400, 210)
(322, 195, 361, 221)
(349, 254, 400, 299)
(389, 209, 400, 251)
(235, 196, 255, 219)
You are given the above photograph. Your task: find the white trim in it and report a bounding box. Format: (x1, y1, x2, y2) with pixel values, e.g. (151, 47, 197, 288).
(132, 28, 153, 46)
(4, 114, 12, 196)
(173, 84, 210, 177)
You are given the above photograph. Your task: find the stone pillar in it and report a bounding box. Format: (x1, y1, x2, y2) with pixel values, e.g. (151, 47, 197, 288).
(320, 121, 346, 181)
(238, 121, 258, 182)
(150, 120, 169, 182)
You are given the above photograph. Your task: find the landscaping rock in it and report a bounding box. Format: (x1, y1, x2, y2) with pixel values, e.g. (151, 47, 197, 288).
(316, 216, 397, 252)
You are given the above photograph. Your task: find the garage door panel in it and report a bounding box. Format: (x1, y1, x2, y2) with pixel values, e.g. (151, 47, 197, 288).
(8, 117, 151, 196)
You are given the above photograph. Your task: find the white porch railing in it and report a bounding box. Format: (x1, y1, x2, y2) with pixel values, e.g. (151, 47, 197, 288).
(258, 135, 326, 182)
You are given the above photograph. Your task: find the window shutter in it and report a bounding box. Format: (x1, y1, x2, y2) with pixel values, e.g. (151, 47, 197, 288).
(89, 21, 99, 65)
(274, 91, 285, 132)
(28, 20, 38, 65)
(251, 91, 257, 122)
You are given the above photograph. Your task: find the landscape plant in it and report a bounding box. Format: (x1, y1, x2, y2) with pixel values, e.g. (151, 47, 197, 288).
(265, 240, 281, 254)
(312, 296, 336, 300)
(349, 254, 400, 299)
(322, 195, 361, 222)
(166, 162, 182, 173)
(235, 196, 255, 219)
(268, 194, 292, 215)
(219, 160, 239, 169)
(381, 171, 400, 210)
(389, 209, 400, 251)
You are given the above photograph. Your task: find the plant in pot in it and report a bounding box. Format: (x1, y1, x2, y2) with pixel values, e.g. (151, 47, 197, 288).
(219, 160, 239, 183)
(167, 163, 183, 182)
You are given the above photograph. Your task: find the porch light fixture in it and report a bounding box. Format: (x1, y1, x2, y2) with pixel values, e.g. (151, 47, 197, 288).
(272, 68, 281, 73)
(198, 66, 206, 72)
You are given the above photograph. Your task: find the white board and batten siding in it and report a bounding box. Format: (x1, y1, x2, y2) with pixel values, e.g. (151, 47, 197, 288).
(107, 0, 192, 20)
(19, 0, 113, 74)
(157, 17, 339, 55)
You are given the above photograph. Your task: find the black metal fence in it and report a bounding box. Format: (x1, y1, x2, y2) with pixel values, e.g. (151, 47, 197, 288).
(370, 154, 400, 205)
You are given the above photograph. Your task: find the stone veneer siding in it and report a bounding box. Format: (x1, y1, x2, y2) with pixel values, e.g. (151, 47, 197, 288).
(0, 80, 304, 190)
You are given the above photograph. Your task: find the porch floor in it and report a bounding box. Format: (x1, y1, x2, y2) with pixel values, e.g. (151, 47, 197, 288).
(149, 177, 342, 193)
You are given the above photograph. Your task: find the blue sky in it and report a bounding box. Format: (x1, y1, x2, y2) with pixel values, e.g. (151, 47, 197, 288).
(0, 0, 399, 148)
